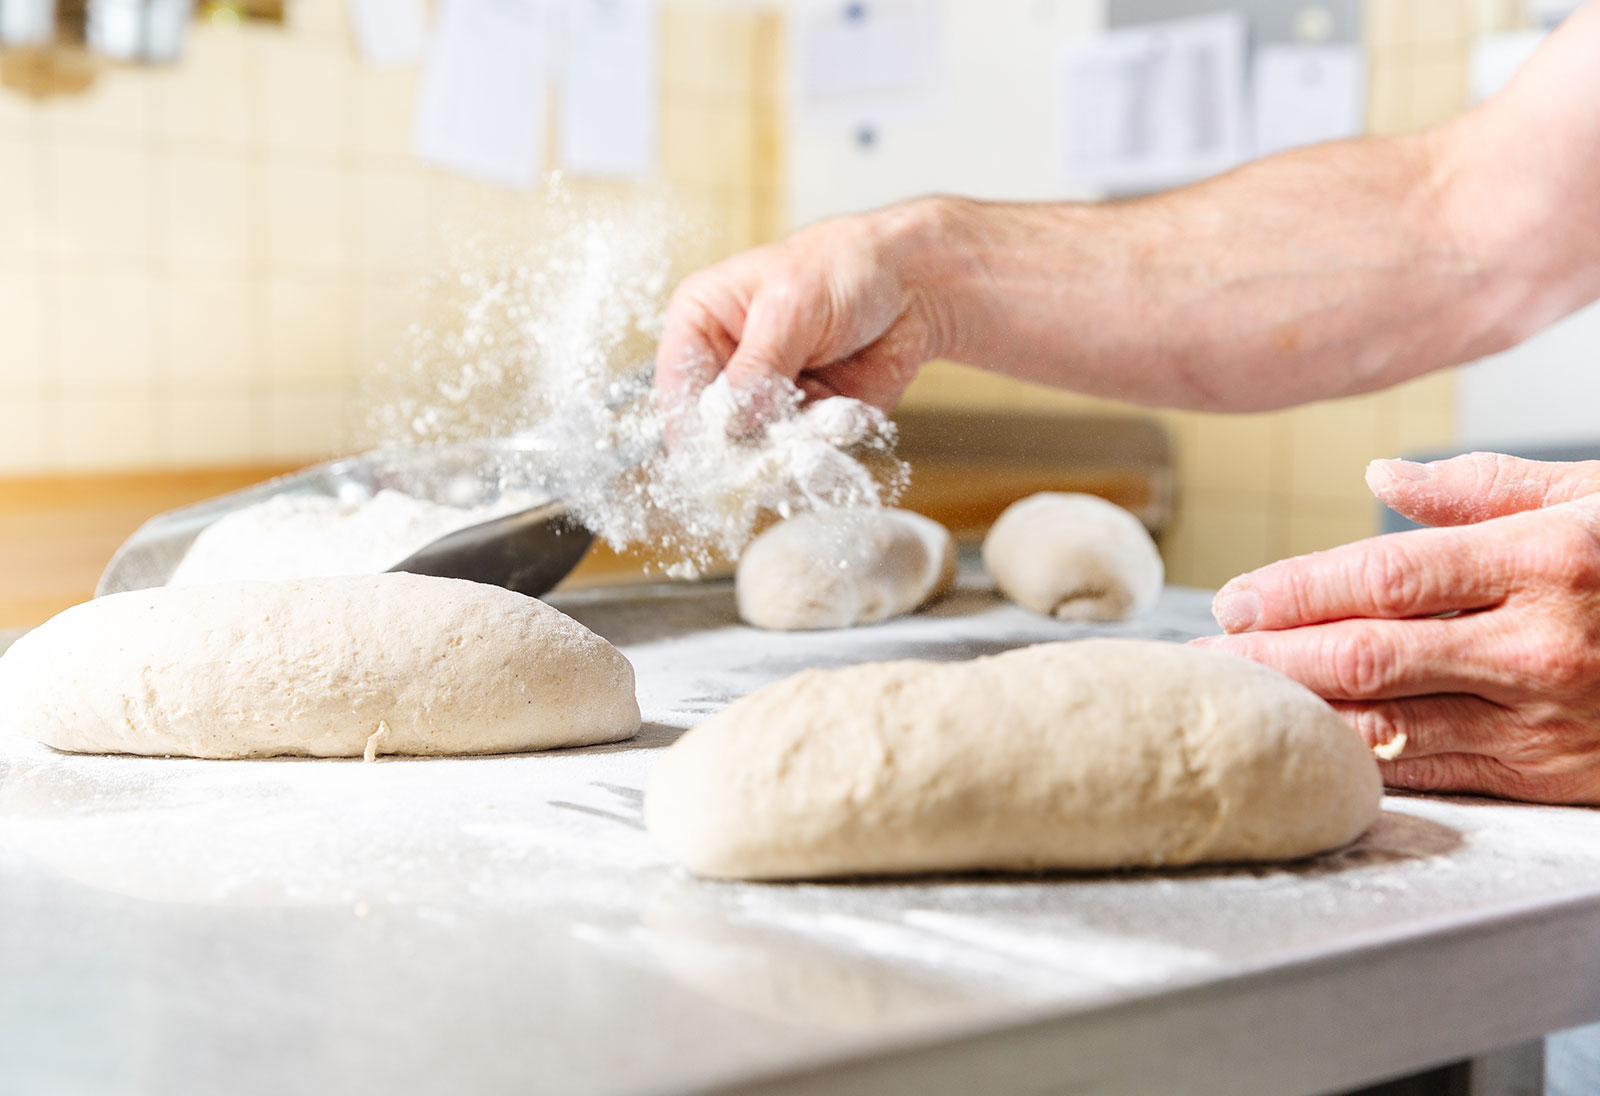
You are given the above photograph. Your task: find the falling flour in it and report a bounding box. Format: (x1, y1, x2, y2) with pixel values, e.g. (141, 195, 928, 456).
(541, 371, 908, 579)
(357, 181, 907, 579)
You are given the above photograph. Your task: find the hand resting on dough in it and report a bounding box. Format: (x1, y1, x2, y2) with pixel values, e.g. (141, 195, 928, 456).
(1195, 453, 1600, 806)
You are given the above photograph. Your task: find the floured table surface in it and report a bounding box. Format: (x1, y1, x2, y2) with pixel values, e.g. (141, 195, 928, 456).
(3, 579, 1600, 1096)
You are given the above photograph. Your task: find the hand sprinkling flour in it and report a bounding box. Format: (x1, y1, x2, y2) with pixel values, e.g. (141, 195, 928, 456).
(357, 183, 906, 578)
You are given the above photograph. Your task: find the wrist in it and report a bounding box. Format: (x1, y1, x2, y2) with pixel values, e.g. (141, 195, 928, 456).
(865, 195, 986, 362)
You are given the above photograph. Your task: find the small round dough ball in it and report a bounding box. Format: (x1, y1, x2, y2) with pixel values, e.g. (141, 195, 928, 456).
(983, 492, 1163, 621)
(736, 509, 956, 631)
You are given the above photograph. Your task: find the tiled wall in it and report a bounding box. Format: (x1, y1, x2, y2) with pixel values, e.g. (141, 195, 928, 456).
(898, 0, 1521, 587)
(0, 1, 781, 475)
(0, 0, 1521, 590)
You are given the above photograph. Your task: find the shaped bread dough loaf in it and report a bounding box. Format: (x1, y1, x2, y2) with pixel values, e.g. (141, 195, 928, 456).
(736, 508, 956, 630)
(646, 638, 1380, 880)
(983, 492, 1163, 621)
(0, 573, 640, 758)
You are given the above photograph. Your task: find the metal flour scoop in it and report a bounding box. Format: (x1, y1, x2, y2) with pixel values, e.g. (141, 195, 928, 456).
(97, 440, 597, 599)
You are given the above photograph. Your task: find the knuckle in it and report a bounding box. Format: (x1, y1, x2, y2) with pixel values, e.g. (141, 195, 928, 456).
(1357, 543, 1423, 616)
(1477, 451, 1520, 493)
(1541, 516, 1600, 588)
(1330, 632, 1397, 697)
(668, 269, 717, 309)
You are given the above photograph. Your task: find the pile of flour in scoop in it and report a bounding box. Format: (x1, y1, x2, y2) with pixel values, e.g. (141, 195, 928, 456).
(169, 489, 544, 585)
(170, 379, 904, 585)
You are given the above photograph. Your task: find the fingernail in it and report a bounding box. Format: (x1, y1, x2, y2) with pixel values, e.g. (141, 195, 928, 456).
(1374, 458, 1432, 481)
(1212, 587, 1261, 632)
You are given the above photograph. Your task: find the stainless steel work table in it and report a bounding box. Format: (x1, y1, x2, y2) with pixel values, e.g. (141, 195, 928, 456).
(3, 580, 1599, 1096)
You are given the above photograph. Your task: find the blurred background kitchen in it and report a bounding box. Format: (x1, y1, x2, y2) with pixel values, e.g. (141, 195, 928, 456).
(0, 0, 1592, 628)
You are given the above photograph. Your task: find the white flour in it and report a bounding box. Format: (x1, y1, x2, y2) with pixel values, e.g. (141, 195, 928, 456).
(539, 370, 908, 579)
(169, 489, 540, 585)
(358, 181, 906, 578)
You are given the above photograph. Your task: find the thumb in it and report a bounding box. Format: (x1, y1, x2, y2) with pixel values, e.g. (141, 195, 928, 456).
(1368, 451, 1600, 526)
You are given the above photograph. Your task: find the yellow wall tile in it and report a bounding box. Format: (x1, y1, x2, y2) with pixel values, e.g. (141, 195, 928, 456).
(0, 137, 38, 267)
(39, 66, 152, 140)
(354, 166, 433, 273)
(1172, 411, 1287, 497)
(1364, 0, 1416, 50)
(1159, 492, 1287, 589)
(0, 395, 46, 473)
(1383, 371, 1458, 456)
(1386, 369, 1456, 414)
(1286, 394, 1389, 504)
(661, 4, 758, 98)
(49, 389, 160, 471)
(1, 0, 796, 477)
(900, 359, 1131, 416)
(1420, 0, 1465, 44)
(1410, 54, 1471, 128)
(353, 280, 414, 373)
(262, 276, 348, 385)
(261, 387, 348, 462)
(43, 140, 153, 263)
(284, 0, 354, 42)
(258, 35, 351, 154)
(150, 24, 256, 149)
(158, 391, 262, 466)
(51, 270, 153, 387)
(661, 100, 756, 190)
(1366, 60, 1414, 136)
(0, 270, 44, 390)
(1469, 0, 1527, 34)
(1412, 0, 1468, 45)
(353, 65, 422, 162)
(751, 10, 787, 103)
(263, 157, 349, 271)
(155, 149, 254, 274)
(0, 81, 31, 136)
(154, 273, 256, 385)
(1285, 501, 1382, 559)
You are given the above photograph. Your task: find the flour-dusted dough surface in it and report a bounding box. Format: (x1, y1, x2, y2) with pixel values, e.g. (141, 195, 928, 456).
(736, 508, 956, 630)
(0, 573, 641, 759)
(982, 492, 1163, 621)
(646, 639, 1381, 880)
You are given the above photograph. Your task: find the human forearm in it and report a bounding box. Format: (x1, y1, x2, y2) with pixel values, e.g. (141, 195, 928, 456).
(903, 5, 1600, 414)
(653, 4, 1600, 421)
(901, 135, 1492, 412)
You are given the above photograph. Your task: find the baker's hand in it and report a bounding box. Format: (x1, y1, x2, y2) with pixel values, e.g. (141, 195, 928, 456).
(653, 200, 959, 429)
(1193, 452, 1600, 805)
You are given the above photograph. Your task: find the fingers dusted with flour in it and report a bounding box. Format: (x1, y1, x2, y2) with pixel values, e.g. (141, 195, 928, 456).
(1198, 495, 1600, 805)
(1367, 452, 1600, 528)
